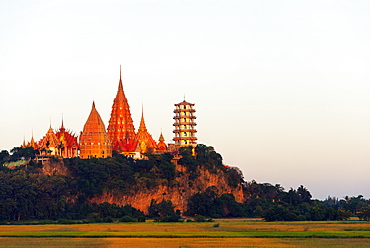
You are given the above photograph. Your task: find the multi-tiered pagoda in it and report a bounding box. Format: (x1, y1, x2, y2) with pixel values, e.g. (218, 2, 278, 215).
(173, 100, 197, 147)
(107, 66, 137, 153)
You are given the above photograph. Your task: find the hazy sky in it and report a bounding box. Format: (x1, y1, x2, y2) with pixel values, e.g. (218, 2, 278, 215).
(1, 0, 370, 200)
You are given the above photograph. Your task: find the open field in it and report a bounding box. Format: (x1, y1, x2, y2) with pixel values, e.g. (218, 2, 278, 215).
(1, 219, 370, 247)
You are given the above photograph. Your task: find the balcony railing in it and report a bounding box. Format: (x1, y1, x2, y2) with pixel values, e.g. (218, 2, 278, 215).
(173, 122, 197, 126)
(173, 129, 197, 133)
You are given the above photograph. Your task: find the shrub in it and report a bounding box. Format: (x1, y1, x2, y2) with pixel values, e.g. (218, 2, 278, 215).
(194, 215, 213, 222)
(119, 216, 137, 222)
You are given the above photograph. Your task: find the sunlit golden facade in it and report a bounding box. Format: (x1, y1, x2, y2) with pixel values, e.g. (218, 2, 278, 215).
(107, 67, 137, 153)
(79, 102, 112, 159)
(173, 100, 197, 147)
(55, 120, 79, 158)
(134, 110, 157, 153)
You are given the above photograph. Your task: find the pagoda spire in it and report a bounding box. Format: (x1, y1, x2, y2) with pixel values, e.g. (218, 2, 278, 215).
(118, 65, 123, 92)
(60, 114, 65, 132)
(159, 131, 165, 142)
(22, 135, 26, 148)
(107, 66, 137, 153)
(138, 105, 147, 132)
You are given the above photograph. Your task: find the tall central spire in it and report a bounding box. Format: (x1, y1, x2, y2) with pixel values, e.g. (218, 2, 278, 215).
(107, 66, 137, 153)
(118, 65, 123, 92)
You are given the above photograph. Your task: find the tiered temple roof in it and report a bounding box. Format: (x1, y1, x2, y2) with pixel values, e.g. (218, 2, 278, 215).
(38, 126, 60, 155)
(55, 120, 79, 158)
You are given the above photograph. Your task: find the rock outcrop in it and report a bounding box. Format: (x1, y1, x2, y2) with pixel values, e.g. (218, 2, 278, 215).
(40, 159, 244, 214)
(89, 164, 244, 214)
(40, 158, 69, 176)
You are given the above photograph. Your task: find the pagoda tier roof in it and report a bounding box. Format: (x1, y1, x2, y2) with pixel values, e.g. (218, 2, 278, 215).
(174, 101, 195, 106)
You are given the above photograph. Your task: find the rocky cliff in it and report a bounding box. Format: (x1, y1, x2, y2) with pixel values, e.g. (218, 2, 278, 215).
(41, 159, 244, 215)
(89, 164, 244, 214)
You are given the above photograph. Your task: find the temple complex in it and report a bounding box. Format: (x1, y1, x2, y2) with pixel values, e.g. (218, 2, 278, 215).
(21, 121, 79, 159)
(79, 102, 112, 159)
(19, 67, 199, 160)
(173, 100, 197, 147)
(107, 66, 137, 153)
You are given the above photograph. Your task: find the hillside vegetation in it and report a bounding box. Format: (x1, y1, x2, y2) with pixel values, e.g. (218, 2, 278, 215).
(0, 145, 370, 222)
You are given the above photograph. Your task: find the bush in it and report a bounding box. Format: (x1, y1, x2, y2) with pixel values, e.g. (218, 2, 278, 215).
(137, 216, 146, 222)
(119, 216, 137, 222)
(194, 215, 213, 222)
(153, 214, 181, 222)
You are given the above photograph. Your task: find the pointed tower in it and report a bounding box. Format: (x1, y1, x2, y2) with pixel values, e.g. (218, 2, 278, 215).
(21, 136, 27, 148)
(80, 102, 112, 159)
(134, 107, 157, 153)
(156, 131, 168, 152)
(173, 99, 197, 147)
(107, 66, 137, 153)
(28, 135, 38, 150)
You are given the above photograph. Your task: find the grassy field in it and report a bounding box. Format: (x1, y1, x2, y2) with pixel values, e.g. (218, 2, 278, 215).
(1, 219, 370, 247)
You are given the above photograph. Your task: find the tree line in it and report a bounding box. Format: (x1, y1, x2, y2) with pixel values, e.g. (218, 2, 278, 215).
(0, 146, 369, 222)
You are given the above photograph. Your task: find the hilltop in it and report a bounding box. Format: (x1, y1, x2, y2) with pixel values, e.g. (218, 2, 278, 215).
(1, 145, 370, 222)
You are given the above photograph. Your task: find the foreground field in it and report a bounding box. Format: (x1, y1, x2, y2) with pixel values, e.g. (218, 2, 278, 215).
(1, 219, 370, 247)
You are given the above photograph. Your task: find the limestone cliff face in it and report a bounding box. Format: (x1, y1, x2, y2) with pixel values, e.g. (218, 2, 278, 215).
(39, 159, 244, 214)
(89, 164, 244, 214)
(40, 158, 69, 176)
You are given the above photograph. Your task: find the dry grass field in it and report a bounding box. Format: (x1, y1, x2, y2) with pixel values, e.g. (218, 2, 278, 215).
(1, 219, 370, 247)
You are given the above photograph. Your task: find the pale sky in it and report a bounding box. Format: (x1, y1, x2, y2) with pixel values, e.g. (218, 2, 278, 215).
(1, 0, 370, 200)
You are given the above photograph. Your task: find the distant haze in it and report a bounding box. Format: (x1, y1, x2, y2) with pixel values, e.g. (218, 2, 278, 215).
(1, 0, 370, 200)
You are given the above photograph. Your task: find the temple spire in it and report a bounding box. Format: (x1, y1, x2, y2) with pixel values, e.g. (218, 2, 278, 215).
(139, 105, 147, 132)
(118, 65, 123, 92)
(60, 114, 66, 132)
(108, 66, 136, 153)
(159, 131, 165, 142)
